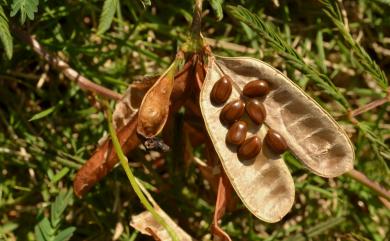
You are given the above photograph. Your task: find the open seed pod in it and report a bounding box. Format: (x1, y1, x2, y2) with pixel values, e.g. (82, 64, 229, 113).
(200, 55, 355, 222)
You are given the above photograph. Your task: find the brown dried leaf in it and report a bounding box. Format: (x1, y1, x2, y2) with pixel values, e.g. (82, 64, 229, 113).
(130, 210, 194, 241)
(212, 56, 354, 177)
(73, 114, 140, 198)
(131, 179, 194, 241)
(113, 77, 157, 129)
(211, 175, 233, 241)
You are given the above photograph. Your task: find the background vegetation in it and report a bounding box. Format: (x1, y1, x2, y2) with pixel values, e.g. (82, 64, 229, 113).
(1, 0, 389, 240)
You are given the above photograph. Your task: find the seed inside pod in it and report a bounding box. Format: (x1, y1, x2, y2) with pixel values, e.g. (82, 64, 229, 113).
(265, 129, 288, 154)
(210, 75, 233, 105)
(226, 121, 248, 145)
(245, 99, 266, 125)
(238, 136, 262, 160)
(220, 99, 245, 125)
(243, 80, 270, 98)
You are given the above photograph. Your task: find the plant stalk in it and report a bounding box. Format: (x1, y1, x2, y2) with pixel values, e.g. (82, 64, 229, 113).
(105, 102, 179, 241)
(347, 169, 390, 201)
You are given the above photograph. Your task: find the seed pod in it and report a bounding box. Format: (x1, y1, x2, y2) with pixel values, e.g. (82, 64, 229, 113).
(238, 136, 262, 160)
(137, 61, 178, 138)
(200, 55, 354, 223)
(226, 121, 247, 145)
(243, 80, 270, 97)
(265, 129, 288, 154)
(220, 99, 245, 125)
(210, 75, 233, 105)
(245, 99, 266, 125)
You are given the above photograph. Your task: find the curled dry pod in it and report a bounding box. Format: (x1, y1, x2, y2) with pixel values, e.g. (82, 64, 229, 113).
(200, 57, 295, 223)
(220, 99, 245, 125)
(137, 61, 179, 138)
(200, 56, 354, 222)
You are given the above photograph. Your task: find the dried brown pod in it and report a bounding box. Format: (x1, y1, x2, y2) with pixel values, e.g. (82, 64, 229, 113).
(137, 61, 179, 138)
(74, 57, 194, 198)
(200, 55, 354, 222)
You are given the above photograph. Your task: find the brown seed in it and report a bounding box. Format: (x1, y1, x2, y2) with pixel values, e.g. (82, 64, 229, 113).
(243, 80, 270, 98)
(245, 99, 266, 125)
(265, 129, 288, 154)
(238, 136, 262, 160)
(220, 99, 245, 125)
(210, 75, 233, 105)
(226, 121, 247, 145)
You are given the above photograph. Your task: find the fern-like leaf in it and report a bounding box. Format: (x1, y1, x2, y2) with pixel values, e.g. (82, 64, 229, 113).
(0, 5, 12, 59)
(321, 0, 389, 90)
(53, 227, 76, 241)
(10, 0, 39, 24)
(97, 0, 119, 34)
(35, 190, 75, 241)
(208, 0, 224, 21)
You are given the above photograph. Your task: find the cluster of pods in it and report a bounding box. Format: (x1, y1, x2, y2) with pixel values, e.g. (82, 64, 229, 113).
(210, 75, 288, 160)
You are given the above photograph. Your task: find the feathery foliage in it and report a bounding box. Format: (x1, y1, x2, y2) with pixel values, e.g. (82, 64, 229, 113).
(321, 0, 389, 90)
(34, 190, 75, 241)
(208, 0, 224, 21)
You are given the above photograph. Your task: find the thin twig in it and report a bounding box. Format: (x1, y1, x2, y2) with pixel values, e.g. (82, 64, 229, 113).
(190, 0, 204, 50)
(347, 169, 390, 202)
(12, 27, 122, 101)
(348, 91, 390, 120)
(204, 37, 257, 54)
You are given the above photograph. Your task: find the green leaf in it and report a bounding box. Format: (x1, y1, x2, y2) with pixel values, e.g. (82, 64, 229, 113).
(51, 190, 73, 228)
(10, 0, 39, 24)
(0, 6, 13, 59)
(29, 106, 56, 121)
(34, 225, 46, 241)
(0, 222, 18, 235)
(53, 227, 76, 241)
(50, 167, 70, 184)
(97, 0, 119, 34)
(38, 218, 55, 240)
(208, 0, 224, 21)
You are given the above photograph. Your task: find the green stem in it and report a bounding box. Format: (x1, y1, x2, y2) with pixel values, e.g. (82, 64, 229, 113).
(105, 102, 179, 241)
